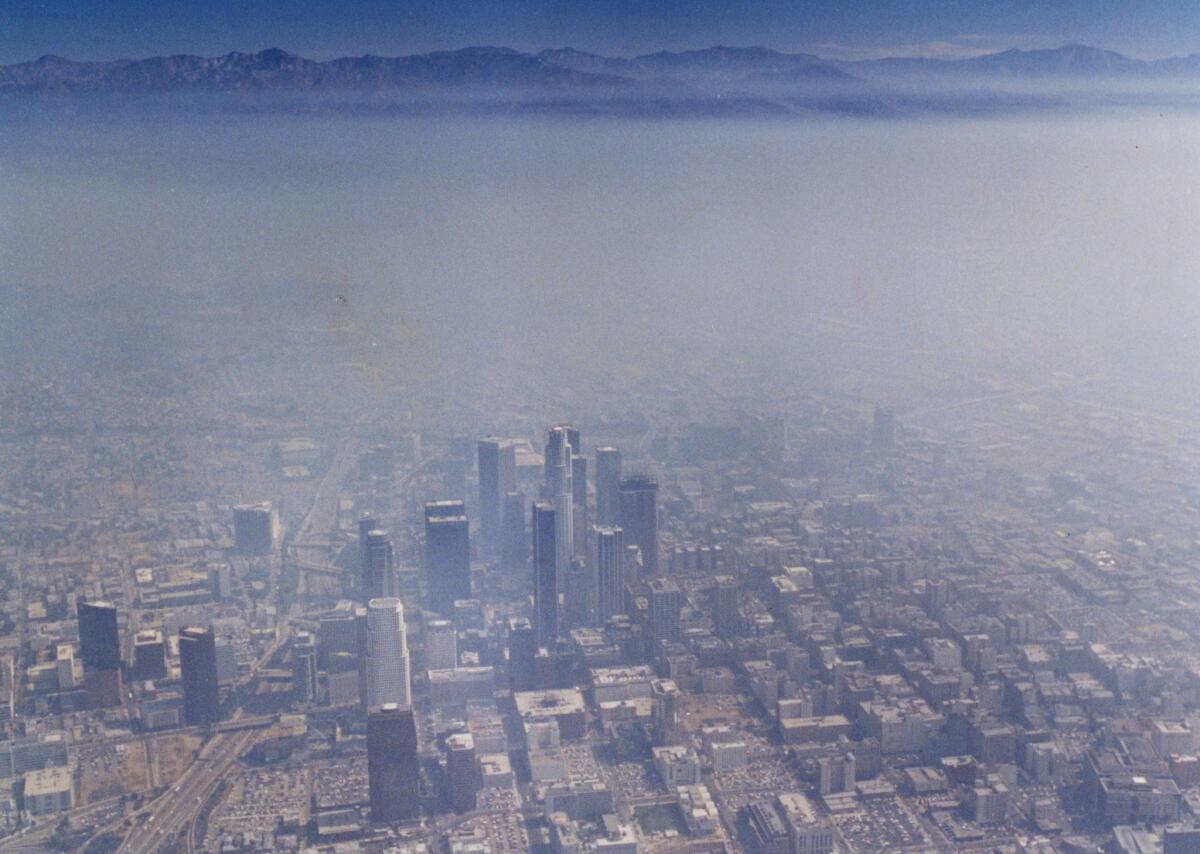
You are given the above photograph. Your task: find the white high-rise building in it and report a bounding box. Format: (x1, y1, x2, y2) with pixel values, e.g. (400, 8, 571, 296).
(545, 427, 575, 578)
(366, 597, 411, 709)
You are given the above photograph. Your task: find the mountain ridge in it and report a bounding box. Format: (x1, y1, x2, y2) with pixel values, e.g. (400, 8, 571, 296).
(6, 42, 1199, 96)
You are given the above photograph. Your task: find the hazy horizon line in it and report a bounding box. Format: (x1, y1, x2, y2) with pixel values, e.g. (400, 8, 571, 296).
(7, 39, 1200, 68)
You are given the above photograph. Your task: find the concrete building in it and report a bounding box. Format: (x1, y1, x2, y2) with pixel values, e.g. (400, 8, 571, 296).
(23, 767, 73, 815)
(426, 619, 458, 671)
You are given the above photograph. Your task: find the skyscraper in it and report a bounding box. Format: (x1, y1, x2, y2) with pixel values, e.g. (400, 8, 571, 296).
(292, 631, 318, 705)
(507, 616, 536, 691)
(544, 427, 574, 577)
(232, 503, 275, 555)
(501, 491, 528, 572)
(711, 575, 740, 639)
(619, 475, 659, 576)
(564, 426, 582, 460)
(648, 578, 684, 647)
(361, 529, 395, 602)
(872, 405, 895, 449)
(317, 608, 359, 669)
(132, 629, 166, 681)
(571, 453, 589, 559)
(355, 605, 369, 710)
(593, 526, 626, 621)
(595, 447, 622, 527)
(446, 732, 479, 812)
(358, 514, 379, 549)
(563, 557, 592, 630)
(77, 599, 123, 708)
(531, 502, 558, 648)
(77, 601, 121, 673)
(179, 626, 221, 726)
(366, 598, 412, 709)
(358, 514, 379, 587)
(367, 703, 420, 823)
(651, 678, 682, 746)
(424, 501, 470, 615)
(425, 619, 457, 671)
(478, 438, 516, 549)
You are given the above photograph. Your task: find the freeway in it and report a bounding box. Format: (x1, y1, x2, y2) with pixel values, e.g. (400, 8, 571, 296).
(118, 724, 260, 854)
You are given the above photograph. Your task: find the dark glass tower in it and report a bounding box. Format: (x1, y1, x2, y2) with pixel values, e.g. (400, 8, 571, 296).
(531, 502, 558, 648)
(179, 626, 221, 726)
(571, 453, 588, 558)
(595, 447, 622, 526)
(501, 491, 528, 572)
(446, 733, 478, 812)
(619, 475, 659, 576)
(593, 526, 626, 621)
(367, 703, 420, 823)
(77, 600, 121, 672)
(361, 528, 394, 602)
(424, 501, 470, 615)
(477, 438, 515, 549)
(507, 616, 536, 691)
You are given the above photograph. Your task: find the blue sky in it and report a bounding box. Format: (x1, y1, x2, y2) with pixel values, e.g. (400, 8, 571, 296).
(2, 0, 1199, 64)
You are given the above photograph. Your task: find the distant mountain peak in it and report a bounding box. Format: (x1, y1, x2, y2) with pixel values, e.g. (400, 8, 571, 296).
(2, 42, 1199, 107)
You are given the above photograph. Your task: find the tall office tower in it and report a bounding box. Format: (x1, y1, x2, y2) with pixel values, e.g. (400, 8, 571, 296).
(209, 564, 232, 601)
(292, 631, 318, 705)
(366, 598, 412, 709)
(355, 606, 369, 710)
(543, 427, 574, 577)
(501, 491, 527, 572)
(232, 502, 275, 555)
(648, 578, 684, 646)
(651, 678, 682, 746)
(424, 501, 470, 615)
(326, 652, 361, 707)
(563, 558, 592, 630)
(872, 405, 895, 449)
(425, 619, 457, 671)
(446, 733, 479, 812)
(593, 526, 626, 621)
(77, 601, 121, 672)
(619, 475, 659, 576)
(179, 627, 221, 726)
(563, 426, 582, 461)
(507, 616, 536, 691)
(711, 576, 740, 639)
(317, 608, 359, 669)
(571, 454, 589, 558)
(367, 703, 420, 823)
(595, 447, 622, 526)
(132, 629, 166, 681)
(56, 645, 77, 691)
(624, 544, 643, 581)
(362, 529, 395, 602)
(358, 514, 379, 546)
(478, 438, 516, 550)
(358, 513, 379, 579)
(531, 502, 558, 648)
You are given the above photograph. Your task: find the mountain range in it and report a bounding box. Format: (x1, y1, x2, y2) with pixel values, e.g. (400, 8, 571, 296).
(2, 44, 1198, 115)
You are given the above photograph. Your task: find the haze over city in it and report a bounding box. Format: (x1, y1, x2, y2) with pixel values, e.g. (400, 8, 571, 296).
(3, 2, 1200, 854)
